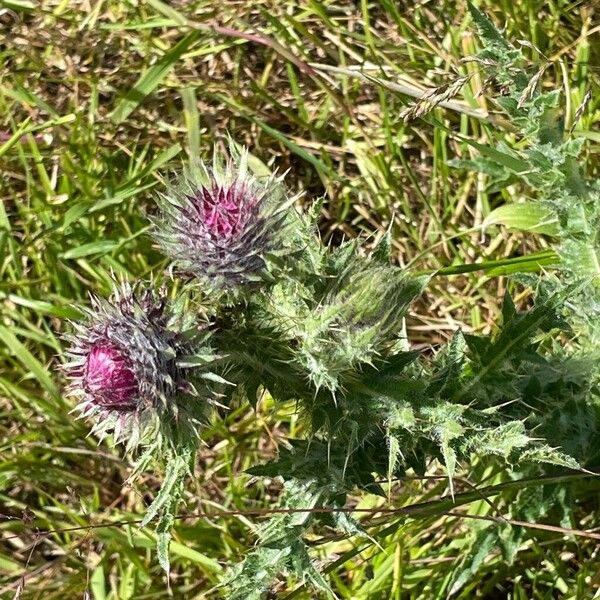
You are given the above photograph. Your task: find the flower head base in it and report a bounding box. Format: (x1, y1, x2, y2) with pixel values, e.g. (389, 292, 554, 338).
(63, 281, 215, 449)
(152, 146, 296, 288)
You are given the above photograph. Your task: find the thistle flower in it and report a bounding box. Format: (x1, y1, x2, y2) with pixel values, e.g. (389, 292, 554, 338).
(84, 342, 138, 409)
(63, 281, 215, 449)
(152, 146, 296, 288)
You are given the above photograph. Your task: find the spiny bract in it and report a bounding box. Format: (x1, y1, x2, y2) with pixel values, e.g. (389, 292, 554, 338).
(152, 145, 297, 289)
(63, 281, 214, 450)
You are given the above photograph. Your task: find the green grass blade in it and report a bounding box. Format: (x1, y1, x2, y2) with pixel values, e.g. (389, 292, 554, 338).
(0, 325, 60, 399)
(110, 31, 201, 124)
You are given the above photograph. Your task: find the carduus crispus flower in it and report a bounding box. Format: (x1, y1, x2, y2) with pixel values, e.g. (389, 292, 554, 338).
(63, 281, 217, 449)
(152, 145, 297, 288)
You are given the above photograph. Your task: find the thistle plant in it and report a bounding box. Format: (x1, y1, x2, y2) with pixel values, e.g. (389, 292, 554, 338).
(59, 15, 600, 593)
(152, 145, 298, 290)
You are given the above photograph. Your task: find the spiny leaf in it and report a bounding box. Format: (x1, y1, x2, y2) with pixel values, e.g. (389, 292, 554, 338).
(467, 1, 511, 50)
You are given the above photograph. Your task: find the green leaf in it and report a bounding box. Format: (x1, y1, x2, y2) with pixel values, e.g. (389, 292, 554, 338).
(5, 294, 82, 319)
(371, 224, 393, 263)
(450, 525, 504, 595)
(181, 87, 200, 157)
(0, 114, 75, 159)
(520, 446, 581, 470)
(474, 421, 532, 458)
(141, 452, 189, 527)
(432, 249, 560, 277)
(145, 0, 189, 25)
(89, 564, 107, 600)
(425, 404, 465, 495)
(466, 139, 529, 173)
(61, 201, 92, 230)
(501, 291, 517, 324)
(457, 282, 582, 400)
(156, 529, 171, 574)
(467, 1, 510, 50)
(0, 0, 36, 10)
(60, 240, 120, 259)
(113, 143, 182, 195)
(167, 538, 223, 573)
(118, 562, 136, 600)
(242, 112, 337, 178)
(387, 434, 401, 482)
(484, 203, 559, 236)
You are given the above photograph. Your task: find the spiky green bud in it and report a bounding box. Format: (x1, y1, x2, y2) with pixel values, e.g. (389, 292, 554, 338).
(295, 258, 426, 391)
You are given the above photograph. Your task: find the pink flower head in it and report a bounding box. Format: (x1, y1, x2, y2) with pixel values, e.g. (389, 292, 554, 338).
(63, 281, 217, 447)
(199, 182, 254, 240)
(84, 342, 138, 409)
(153, 147, 293, 288)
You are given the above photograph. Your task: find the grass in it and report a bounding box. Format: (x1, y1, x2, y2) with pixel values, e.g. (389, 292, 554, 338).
(1, 0, 599, 597)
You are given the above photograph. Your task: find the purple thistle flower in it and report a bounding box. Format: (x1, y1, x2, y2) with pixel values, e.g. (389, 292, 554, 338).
(201, 182, 248, 238)
(152, 146, 296, 288)
(63, 281, 213, 448)
(84, 343, 138, 409)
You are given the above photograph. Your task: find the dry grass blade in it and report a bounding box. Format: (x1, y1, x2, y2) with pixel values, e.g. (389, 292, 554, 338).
(312, 63, 487, 120)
